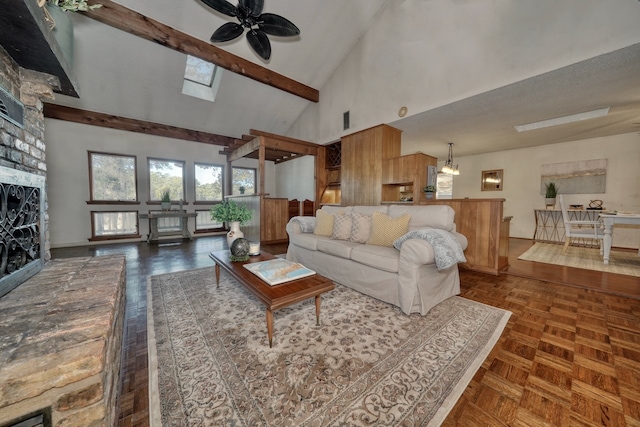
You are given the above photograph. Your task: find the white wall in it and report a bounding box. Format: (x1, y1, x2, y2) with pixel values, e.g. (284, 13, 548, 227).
(440, 132, 640, 249)
(287, 0, 640, 144)
(274, 155, 316, 201)
(45, 119, 275, 248)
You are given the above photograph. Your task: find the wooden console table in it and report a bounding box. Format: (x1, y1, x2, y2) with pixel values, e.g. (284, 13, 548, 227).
(139, 211, 197, 243)
(533, 209, 600, 246)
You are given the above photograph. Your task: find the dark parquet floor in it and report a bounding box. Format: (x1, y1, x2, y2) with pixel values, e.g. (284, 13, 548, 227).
(50, 237, 640, 426)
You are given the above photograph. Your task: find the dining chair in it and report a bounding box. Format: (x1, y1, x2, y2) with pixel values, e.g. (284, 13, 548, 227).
(558, 195, 603, 254)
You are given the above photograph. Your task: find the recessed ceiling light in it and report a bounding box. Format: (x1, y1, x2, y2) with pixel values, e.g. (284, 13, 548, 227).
(515, 107, 610, 132)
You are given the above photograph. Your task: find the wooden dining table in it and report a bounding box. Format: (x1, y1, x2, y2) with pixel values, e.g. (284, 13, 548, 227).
(599, 213, 640, 264)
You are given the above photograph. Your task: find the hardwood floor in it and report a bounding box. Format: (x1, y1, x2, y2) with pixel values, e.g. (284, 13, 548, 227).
(50, 237, 640, 426)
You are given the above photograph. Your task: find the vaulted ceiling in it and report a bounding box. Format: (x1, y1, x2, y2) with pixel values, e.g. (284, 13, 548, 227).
(36, 0, 640, 160)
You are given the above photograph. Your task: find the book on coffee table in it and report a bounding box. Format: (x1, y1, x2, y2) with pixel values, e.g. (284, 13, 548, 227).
(243, 258, 316, 286)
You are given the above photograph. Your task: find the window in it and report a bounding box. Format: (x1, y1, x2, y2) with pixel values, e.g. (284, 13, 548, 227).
(182, 55, 223, 102)
(89, 152, 137, 202)
(436, 173, 453, 199)
(148, 158, 185, 202)
(195, 209, 223, 232)
(232, 167, 256, 195)
(195, 163, 224, 202)
(91, 211, 139, 239)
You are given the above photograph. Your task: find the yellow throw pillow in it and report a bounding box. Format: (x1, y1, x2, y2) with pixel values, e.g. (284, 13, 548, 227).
(313, 209, 335, 237)
(366, 212, 411, 247)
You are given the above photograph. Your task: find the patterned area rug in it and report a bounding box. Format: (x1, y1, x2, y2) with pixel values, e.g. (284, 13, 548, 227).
(518, 243, 640, 277)
(148, 267, 511, 426)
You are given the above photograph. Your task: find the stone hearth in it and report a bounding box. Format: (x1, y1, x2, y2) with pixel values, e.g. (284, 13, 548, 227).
(0, 255, 126, 427)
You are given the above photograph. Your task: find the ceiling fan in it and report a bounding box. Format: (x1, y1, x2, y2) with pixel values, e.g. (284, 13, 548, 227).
(200, 0, 300, 60)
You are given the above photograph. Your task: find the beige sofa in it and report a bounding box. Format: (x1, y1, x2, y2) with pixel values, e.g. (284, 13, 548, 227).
(286, 204, 468, 315)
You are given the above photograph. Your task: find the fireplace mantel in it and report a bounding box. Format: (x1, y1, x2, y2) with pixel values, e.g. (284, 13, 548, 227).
(0, 0, 79, 97)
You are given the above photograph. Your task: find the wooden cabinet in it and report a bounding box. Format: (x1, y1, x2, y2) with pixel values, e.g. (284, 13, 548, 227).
(381, 153, 437, 204)
(229, 195, 289, 244)
(261, 197, 289, 243)
(340, 124, 401, 206)
(420, 198, 510, 275)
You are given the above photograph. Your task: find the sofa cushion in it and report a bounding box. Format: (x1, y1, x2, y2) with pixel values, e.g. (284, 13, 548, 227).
(321, 205, 353, 215)
(314, 209, 335, 237)
(388, 205, 455, 232)
(367, 212, 410, 247)
(352, 205, 388, 216)
(331, 212, 352, 240)
(317, 239, 359, 259)
(349, 212, 372, 244)
(292, 233, 329, 251)
(350, 244, 400, 273)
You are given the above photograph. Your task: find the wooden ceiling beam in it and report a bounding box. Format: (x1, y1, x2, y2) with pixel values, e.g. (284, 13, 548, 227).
(249, 129, 318, 147)
(84, 0, 319, 103)
(228, 136, 261, 162)
(43, 103, 236, 146)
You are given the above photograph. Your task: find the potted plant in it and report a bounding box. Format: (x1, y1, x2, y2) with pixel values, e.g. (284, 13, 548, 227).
(210, 200, 253, 248)
(544, 182, 558, 207)
(423, 185, 436, 199)
(239, 185, 246, 195)
(43, 0, 102, 12)
(161, 190, 171, 211)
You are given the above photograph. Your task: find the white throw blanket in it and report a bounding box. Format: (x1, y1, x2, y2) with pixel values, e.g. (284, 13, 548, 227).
(291, 216, 316, 233)
(394, 228, 467, 270)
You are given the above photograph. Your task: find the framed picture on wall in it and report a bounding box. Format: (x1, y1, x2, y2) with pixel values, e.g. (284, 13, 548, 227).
(481, 169, 503, 191)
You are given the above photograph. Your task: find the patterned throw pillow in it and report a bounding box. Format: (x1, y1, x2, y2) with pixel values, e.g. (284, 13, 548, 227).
(313, 209, 335, 237)
(350, 212, 372, 244)
(331, 212, 352, 240)
(366, 212, 411, 247)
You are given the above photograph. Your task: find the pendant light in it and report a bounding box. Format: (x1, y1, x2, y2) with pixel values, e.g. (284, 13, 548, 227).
(440, 142, 460, 176)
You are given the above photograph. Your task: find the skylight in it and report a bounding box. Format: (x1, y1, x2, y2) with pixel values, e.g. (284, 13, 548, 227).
(182, 55, 223, 102)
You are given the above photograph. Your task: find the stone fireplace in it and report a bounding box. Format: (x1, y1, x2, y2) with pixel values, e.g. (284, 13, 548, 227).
(0, 38, 125, 427)
(0, 44, 52, 297)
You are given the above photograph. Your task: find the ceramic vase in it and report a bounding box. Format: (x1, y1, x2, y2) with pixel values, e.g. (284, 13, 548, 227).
(227, 221, 244, 248)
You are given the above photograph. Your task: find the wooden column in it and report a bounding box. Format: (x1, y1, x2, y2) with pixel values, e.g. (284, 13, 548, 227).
(340, 124, 401, 206)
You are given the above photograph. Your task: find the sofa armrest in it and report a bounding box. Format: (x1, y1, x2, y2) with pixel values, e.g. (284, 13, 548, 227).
(286, 216, 316, 236)
(397, 230, 468, 267)
(453, 231, 468, 251)
(398, 239, 436, 265)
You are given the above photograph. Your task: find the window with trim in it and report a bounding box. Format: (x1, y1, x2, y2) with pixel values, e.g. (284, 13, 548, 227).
(91, 211, 139, 240)
(195, 209, 223, 232)
(149, 158, 185, 202)
(436, 173, 454, 199)
(195, 163, 224, 202)
(232, 167, 256, 195)
(89, 152, 137, 202)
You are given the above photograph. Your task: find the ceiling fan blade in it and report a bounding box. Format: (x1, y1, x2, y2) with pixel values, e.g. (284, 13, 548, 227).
(258, 13, 300, 37)
(210, 22, 244, 42)
(240, 0, 264, 16)
(246, 29, 271, 60)
(200, 0, 237, 17)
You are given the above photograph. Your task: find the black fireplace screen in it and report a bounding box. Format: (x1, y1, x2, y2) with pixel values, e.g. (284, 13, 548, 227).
(0, 175, 44, 298)
(1, 183, 40, 274)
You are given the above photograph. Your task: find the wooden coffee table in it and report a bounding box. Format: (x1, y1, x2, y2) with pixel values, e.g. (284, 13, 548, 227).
(209, 250, 335, 347)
